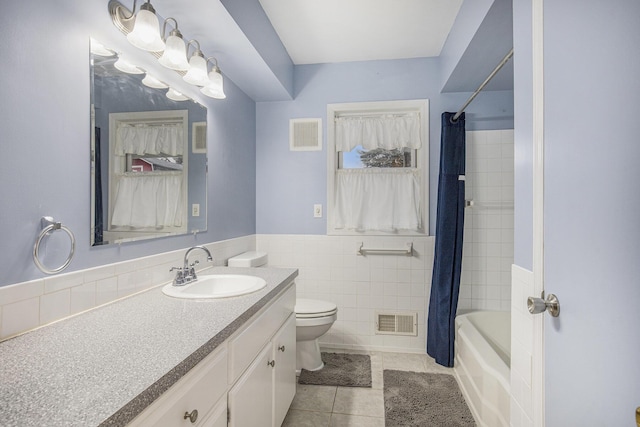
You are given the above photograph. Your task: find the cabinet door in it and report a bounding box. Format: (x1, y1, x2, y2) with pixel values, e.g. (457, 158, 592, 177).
(199, 398, 227, 427)
(272, 314, 297, 427)
(272, 313, 296, 427)
(228, 342, 273, 427)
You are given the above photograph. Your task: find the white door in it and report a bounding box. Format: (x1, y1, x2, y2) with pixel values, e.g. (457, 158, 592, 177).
(541, 0, 640, 426)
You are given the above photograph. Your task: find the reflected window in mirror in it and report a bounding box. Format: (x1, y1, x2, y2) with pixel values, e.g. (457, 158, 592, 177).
(90, 39, 208, 246)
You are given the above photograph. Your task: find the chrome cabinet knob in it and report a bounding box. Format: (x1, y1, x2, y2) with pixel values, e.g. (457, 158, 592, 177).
(527, 293, 560, 317)
(184, 409, 198, 423)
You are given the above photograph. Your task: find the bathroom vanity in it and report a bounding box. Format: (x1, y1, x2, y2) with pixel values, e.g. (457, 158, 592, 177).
(0, 266, 297, 427)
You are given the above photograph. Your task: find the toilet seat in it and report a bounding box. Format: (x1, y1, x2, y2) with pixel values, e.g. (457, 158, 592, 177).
(295, 298, 338, 318)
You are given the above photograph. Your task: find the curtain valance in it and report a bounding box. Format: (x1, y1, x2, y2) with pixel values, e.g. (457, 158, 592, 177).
(335, 113, 421, 152)
(115, 124, 184, 156)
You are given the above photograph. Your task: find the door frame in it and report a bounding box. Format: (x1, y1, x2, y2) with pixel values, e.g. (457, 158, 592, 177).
(531, 0, 545, 424)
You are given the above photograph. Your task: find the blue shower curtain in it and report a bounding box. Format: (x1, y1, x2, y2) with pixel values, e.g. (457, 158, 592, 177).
(427, 112, 466, 367)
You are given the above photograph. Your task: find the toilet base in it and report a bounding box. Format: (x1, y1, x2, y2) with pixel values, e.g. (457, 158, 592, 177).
(296, 339, 325, 372)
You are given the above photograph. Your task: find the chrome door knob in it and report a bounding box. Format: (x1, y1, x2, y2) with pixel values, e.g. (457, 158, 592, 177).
(527, 293, 560, 317)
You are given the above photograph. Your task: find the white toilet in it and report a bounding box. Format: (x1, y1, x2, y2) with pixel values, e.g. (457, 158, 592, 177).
(227, 251, 338, 372)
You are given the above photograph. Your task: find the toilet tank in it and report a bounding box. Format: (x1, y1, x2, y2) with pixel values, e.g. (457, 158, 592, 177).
(227, 251, 268, 267)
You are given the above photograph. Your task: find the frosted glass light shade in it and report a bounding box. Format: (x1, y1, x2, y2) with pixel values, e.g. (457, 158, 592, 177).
(142, 73, 168, 89)
(127, 9, 165, 52)
(201, 68, 226, 99)
(114, 56, 143, 74)
(183, 54, 209, 86)
(90, 38, 114, 57)
(158, 34, 190, 71)
(166, 88, 189, 101)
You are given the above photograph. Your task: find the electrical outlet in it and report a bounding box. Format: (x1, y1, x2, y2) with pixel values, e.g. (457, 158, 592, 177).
(192, 204, 200, 217)
(313, 204, 322, 218)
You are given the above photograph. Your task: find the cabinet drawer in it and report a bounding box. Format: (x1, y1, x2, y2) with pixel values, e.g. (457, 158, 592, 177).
(128, 346, 228, 427)
(228, 283, 295, 384)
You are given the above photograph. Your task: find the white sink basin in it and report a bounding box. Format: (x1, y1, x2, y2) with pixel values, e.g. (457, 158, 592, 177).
(162, 274, 267, 299)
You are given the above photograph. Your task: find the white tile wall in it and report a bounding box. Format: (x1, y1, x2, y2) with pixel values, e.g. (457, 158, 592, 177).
(257, 234, 434, 353)
(459, 130, 514, 312)
(0, 235, 255, 341)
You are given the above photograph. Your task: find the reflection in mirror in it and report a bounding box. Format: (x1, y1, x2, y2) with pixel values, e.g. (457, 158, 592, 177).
(90, 40, 207, 246)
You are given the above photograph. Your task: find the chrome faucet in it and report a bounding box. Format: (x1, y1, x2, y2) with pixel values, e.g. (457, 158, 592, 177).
(171, 246, 213, 286)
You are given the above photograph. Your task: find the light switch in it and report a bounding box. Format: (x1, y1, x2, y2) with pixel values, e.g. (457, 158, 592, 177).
(313, 204, 322, 218)
(192, 204, 200, 217)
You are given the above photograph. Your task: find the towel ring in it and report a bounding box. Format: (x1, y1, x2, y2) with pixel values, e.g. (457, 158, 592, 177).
(33, 217, 76, 274)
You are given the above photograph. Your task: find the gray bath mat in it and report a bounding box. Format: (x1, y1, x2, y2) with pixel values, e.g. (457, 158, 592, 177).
(298, 352, 371, 387)
(384, 370, 476, 426)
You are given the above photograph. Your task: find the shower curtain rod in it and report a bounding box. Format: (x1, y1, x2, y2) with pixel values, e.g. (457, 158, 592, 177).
(452, 48, 514, 122)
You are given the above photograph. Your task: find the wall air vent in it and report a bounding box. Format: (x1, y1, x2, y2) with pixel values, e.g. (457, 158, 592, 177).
(290, 118, 322, 151)
(192, 121, 207, 153)
(375, 312, 418, 336)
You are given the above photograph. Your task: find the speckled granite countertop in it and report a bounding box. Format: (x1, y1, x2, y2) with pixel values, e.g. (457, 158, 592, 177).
(0, 266, 297, 427)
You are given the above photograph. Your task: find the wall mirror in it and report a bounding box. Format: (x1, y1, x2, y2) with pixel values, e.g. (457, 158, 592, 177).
(90, 40, 208, 246)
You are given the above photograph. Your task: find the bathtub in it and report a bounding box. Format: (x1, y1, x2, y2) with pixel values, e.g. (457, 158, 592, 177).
(454, 311, 511, 427)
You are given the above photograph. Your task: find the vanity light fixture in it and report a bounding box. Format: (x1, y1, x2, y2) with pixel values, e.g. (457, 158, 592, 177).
(200, 57, 226, 99)
(158, 18, 190, 71)
(166, 88, 189, 101)
(142, 73, 168, 89)
(90, 38, 115, 57)
(110, 0, 164, 52)
(114, 55, 143, 74)
(183, 40, 210, 86)
(126, 1, 165, 52)
(109, 0, 227, 100)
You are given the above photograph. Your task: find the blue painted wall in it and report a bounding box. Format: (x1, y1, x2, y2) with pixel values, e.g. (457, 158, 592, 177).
(256, 59, 514, 235)
(512, 0, 534, 270)
(0, 0, 257, 287)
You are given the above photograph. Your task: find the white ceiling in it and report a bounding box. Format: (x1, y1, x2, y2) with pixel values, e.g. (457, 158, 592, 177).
(258, 0, 464, 65)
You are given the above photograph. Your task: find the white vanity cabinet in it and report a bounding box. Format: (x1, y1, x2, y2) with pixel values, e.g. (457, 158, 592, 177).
(127, 283, 296, 427)
(127, 346, 228, 427)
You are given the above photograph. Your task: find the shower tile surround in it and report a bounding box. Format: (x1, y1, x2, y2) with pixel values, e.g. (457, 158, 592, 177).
(460, 129, 514, 312)
(258, 129, 515, 352)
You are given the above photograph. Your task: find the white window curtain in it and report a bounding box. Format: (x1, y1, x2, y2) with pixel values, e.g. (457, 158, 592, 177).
(115, 124, 184, 156)
(333, 168, 421, 231)
(335, 113, 421, 152)
(111, 172, 184, 228)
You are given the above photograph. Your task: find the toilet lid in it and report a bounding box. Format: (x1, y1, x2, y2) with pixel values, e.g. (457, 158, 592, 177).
(295, 299, 338, 318)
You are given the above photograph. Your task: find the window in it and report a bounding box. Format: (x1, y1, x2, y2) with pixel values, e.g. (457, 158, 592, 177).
(327, 100, 429, 235)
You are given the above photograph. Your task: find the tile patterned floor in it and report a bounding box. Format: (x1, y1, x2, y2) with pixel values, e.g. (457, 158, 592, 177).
(282, 350, 453, 427)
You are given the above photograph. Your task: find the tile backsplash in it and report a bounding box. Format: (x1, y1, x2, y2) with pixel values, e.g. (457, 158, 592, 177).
(0, 235, 254, 341)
